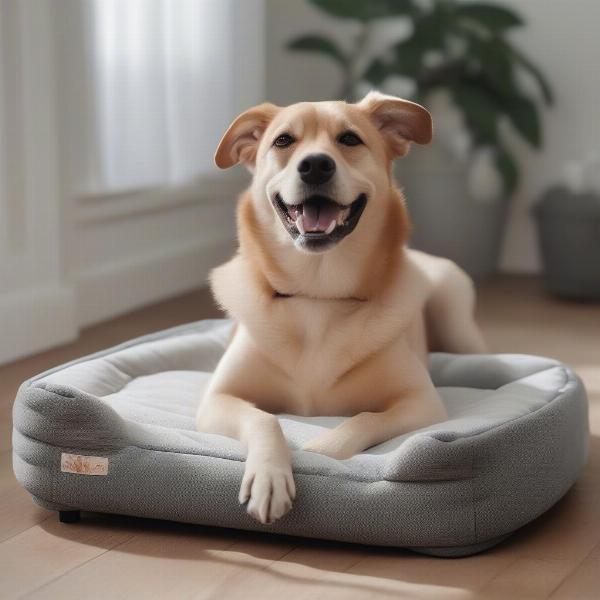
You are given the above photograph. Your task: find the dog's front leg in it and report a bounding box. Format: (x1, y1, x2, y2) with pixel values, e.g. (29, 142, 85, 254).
(196, 392, 295, 524)
(302, 391, 445, 460)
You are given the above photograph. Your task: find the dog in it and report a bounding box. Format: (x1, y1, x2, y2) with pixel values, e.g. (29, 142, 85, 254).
(196, 92, 486, 525)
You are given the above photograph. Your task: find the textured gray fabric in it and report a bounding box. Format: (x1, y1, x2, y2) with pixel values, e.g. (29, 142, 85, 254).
(12, 319, 589, 557)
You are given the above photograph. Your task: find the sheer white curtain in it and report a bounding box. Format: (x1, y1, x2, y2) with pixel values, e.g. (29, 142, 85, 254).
(65, 0, 263, 196)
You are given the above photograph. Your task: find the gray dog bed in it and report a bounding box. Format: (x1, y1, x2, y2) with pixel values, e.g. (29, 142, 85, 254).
(12, 319, 588, 557)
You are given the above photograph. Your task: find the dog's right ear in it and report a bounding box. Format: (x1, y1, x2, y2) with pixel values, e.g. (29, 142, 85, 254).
(214, 103, 280, 170)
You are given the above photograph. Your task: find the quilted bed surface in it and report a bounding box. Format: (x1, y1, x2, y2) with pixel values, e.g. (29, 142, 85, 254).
(12, 320, 589, 557)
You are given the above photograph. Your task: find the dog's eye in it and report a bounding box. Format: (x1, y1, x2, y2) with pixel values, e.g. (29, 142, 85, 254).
(273, 133, 295, 148)
(338, 131, 363, 146)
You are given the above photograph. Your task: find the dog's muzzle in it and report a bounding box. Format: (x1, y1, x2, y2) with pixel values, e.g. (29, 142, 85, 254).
(272, 193, 367, 252)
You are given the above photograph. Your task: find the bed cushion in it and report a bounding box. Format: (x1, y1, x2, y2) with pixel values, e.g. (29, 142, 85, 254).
(12, 319, 588, 557)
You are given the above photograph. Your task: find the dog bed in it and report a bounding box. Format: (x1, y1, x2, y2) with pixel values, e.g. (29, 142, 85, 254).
(12, 319, 588, 557)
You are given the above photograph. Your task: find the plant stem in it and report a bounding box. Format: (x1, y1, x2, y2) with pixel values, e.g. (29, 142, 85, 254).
(417, 58, 468, 91)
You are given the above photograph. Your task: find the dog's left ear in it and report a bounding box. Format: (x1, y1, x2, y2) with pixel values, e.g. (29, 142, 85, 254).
(358, 91, 432, 158)
(214, 103, 280, 170)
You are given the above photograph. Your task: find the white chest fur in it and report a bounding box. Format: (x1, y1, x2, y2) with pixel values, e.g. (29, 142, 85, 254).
(211, 253, 431, 408)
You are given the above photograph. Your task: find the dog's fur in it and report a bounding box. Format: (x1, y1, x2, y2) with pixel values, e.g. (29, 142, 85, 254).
(196, 92, 486, 524)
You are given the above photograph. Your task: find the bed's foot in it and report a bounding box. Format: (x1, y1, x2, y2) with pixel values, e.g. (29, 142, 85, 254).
(59, 510, 81, 524)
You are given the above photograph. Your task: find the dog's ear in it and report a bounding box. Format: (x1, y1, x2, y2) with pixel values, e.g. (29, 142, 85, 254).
(358, 91, 432, 158)
(214, 103, 280, 170)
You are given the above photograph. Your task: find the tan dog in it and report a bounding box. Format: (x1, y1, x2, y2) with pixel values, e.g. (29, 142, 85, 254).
(196, 92, 486, 525)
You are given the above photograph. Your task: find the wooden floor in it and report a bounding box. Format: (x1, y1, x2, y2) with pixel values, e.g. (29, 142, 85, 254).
(1, 277, 599, 599)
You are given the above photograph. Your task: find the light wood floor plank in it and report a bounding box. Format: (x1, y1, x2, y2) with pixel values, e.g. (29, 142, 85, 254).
(25, 527, 292, 600)
(1, 517, 135, 598)
(205, 542, 368, 600)
(0, 450, 52, 543)
(0, 486, 51, 544)
(481, 557, 582, 600)
(548, 540, 600, 599)
(0, 450, 16, 495)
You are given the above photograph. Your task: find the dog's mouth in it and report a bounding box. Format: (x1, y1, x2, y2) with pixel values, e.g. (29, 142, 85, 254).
(273, 193, 367, 251)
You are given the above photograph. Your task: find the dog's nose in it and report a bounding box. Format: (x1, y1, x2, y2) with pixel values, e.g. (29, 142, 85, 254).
(297, 153, 336, 185)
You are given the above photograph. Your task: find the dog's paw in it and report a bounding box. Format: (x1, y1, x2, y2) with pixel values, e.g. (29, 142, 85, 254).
(239, 459, 295, 525)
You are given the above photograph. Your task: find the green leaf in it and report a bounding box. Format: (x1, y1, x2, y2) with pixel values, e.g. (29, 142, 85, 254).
(502, 95, 542, 148)
(460, 33, 544, 147)
(453, 8, 552, 105)
(389, 5, 462, 88)
(502, 41, 554, 105)
(362, 38, 426, 90)
(410, 10, 448, 50)
(362, 58, 391, 86)
(495, 145, 519, 196)
(391, 39, 427, 78)
(287, 34, 348, 67)
(451, 83, 499, 144)
(308, 0, 418, 21)
(467, 34, 514, 92)
(457, 3, 523, 32)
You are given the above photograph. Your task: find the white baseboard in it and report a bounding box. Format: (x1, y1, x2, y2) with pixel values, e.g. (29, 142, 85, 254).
(76, 235, 235, 327)
(0, 235, 235, 365)
(0, 285, 78, 365)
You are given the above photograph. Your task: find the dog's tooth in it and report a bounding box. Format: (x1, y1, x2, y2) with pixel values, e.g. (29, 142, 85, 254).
(325, 220, 336, 235)
(295, 215, 305, 235)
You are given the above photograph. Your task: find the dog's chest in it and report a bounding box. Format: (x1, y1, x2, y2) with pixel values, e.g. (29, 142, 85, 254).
(212, 255, 426, 410)
(258, 296, 400, 392)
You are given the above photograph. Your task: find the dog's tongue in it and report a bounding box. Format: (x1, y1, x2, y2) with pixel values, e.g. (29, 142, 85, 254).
(303, 200, 340, 232)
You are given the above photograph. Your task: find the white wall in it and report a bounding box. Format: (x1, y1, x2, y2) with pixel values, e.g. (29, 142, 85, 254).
(0, 1, 77, 364)
(265, 0, 600, 273)
(0, 1, 261, 364)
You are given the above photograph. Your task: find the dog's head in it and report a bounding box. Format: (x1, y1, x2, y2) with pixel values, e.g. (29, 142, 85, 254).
(215, 92, 432, 254)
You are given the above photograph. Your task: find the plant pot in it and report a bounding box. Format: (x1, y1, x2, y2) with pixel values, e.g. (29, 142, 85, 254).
(533, 187, 600, 300)
(396, 149, 509, 280)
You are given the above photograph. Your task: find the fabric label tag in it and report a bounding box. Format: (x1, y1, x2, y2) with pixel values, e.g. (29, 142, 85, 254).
(61, 453, 108, 476)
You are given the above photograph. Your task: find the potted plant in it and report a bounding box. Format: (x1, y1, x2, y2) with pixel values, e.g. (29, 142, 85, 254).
(287, 0, 553, 278)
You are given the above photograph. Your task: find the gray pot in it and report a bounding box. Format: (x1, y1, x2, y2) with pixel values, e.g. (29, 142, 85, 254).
(397, 156, 508, 280)
(533, 187, 600, 300)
